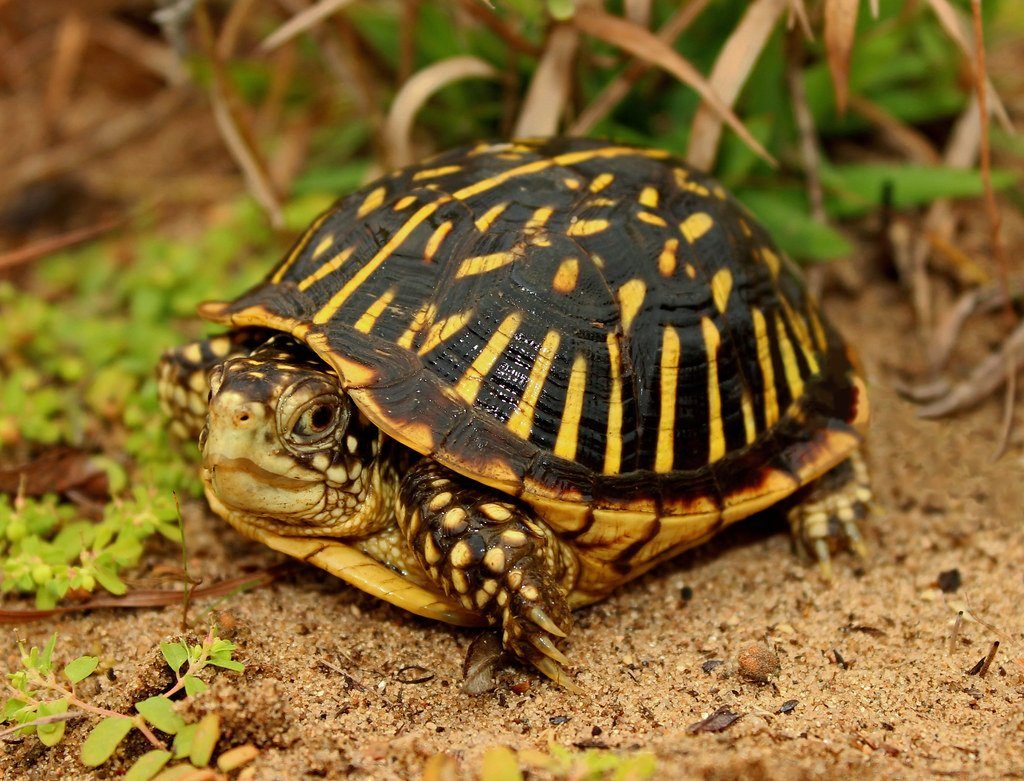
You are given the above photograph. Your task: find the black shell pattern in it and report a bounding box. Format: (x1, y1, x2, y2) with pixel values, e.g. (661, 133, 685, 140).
(208, 138, 866, 519)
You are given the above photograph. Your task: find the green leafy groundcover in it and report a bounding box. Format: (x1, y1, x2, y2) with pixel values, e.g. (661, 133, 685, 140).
(3, 629, 248, 777)
(0, 195, 331, 607)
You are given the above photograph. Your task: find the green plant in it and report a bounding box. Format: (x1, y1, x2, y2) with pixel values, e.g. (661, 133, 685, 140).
(3, 628, 251, 779)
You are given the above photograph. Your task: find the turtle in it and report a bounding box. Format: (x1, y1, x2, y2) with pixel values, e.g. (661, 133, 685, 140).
(158, 138, 871, 690)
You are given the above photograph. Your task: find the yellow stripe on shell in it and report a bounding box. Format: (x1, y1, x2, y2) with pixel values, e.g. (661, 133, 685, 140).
(751, 308, 779, 427)
(413, 164, 462, 180)
(778, 296, 820, 375)
(710, 268, 733, 314)
(397, 303, 433, 349)
(507, 330, 561, 440)
(617, 279, 646, 334)
(271, 208, 334, 283)
(312, 235, 333, 259)
(603, 333, 624, 475)
(474, 202, 508, 232)
(567, 219, 610, 237)
(424, 220, 453, 262)
(658, 238, 678, 277)
(456, 250, 518, 278)
(356, 186, 386, 218)
(353, 287, 397, 334)
(393, 195, 417, 211)
(553, 354, 587, 461)
(637, 212, 667, 227)
(774, 311, 805, 400)
(655, 326, 680, 473)
(452, 146, 666, 203)
(761, 247, 781, 277)
(417, 309, 475, 356)
(680, 212, 714, 243)
(454, 312, 522, 404)
(639, 187, 659, 207)
(589, 173, 614, 192)
(740, 389, 757, 445)
(702, 317, 725, 463)
(314, 199, 450, 324)
(807, 304, 829, 351)
(298, 246, 356, 291)
(527, 206, 554, 229)
(552, 258, 580, 294)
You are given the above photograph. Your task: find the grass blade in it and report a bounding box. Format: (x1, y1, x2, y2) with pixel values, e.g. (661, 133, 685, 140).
(571, 9, 776, 168)
(687, 0, 788, 170)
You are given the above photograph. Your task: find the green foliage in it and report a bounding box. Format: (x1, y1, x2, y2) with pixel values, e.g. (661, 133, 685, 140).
(0, 199, 280, 605)
(2, 629, 245, 776)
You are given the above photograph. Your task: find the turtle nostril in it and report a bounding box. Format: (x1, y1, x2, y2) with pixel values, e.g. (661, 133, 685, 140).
(233, 408, 256, 427)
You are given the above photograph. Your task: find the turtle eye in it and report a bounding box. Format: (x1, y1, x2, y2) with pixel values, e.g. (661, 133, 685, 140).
(286, 396, 347, 447)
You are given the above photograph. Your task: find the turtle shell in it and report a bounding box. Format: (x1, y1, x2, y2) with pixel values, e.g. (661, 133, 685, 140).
(200, 138, 867, 593)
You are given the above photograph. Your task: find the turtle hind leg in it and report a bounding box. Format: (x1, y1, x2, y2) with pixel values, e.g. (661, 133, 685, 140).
(157, 330, 267, 444)
(397, 459, 582, 692)
(787, 450, 872, 579)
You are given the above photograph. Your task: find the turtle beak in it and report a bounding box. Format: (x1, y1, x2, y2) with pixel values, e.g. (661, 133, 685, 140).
(202, 389, 325, 519)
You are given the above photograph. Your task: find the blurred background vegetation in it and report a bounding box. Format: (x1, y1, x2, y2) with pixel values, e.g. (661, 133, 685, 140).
(0, 0, 1020, 616)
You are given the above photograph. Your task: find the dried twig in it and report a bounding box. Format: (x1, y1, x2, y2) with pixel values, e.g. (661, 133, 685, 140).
(383, 56, 498, 168)
(916, 319, 1024, 418)
(514, 24, 579, 138)
(823, 0, 859, 115)
(569, 1, 709, 135)
(785, 25, 825, 223)
(260, 0, 358, 53)
(969, 0, 1011, 321)
(455, 0, 541, 57)
(687, 0, 788, 171)
(0, 217, 126, 272)
(0, 566, 286, 624)
(195, 2, 283, 228)
(44, 11, 89, 132)
(571, 10, 776, 167)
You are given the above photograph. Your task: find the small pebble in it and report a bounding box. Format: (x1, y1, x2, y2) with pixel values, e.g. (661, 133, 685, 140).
(737, 643, 780, 683)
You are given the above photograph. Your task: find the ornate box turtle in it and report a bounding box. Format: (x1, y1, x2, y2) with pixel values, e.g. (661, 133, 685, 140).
(159, 138, 871, 689)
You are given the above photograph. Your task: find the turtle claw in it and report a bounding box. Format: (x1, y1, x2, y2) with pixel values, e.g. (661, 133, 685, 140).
(533, 656, 584, 695)
(531, 634, 572, 667)
(528, 606, 569, 638)
(788, 452, 872, 578)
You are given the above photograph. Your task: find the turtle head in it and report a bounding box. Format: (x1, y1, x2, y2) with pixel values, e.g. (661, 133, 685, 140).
(200, 336, 392, 538)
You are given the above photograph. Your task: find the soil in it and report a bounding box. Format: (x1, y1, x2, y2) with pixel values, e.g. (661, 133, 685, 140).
(2, 278, 1023, 781)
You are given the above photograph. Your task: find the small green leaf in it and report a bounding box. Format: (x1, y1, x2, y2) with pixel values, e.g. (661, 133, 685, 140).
(36, 699, 69, 747)
(3, 697, 31, 719)
(481, 746, 523, 781)
(91, 564, 127, 595)
(80, 716, 133, 767)
(123, 749, 173, 781)
(38, 633, 58, 673)
(207, 657, 245, 672)
(182, 675, 207, 697)
(172, 723, 196, 759)
(136, 696, 185, 735)
(63, 655, 99, 684)
(189, 713, 220, 767)
(160, 642, 188, 673)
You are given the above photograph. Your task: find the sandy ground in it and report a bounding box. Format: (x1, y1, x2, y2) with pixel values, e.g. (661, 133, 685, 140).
(2, 280, 1023, 780)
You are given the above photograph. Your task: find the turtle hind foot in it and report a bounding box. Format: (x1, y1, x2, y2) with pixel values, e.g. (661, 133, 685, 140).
(496, 564, 581, 693)
(787, 450, 872, 579)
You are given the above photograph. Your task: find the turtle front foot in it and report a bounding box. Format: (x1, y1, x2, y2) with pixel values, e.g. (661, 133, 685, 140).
(398, 459, 581, 691)
(787, 450, 872, 579)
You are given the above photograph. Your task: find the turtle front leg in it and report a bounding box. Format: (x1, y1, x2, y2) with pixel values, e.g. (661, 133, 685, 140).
(787, 450, 872, 578)
(397, 459, 580, 690)
(157, 331, 267, 443)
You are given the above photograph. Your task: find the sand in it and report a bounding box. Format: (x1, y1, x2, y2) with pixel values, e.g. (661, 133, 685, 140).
(2, 279, 1022, 781)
